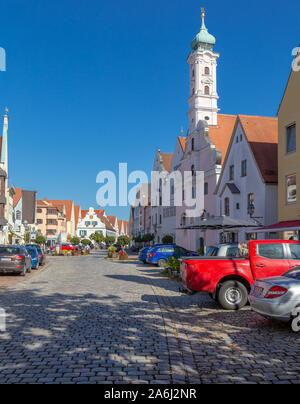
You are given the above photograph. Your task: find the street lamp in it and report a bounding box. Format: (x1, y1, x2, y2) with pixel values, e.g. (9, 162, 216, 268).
(23, 220, 30, 244)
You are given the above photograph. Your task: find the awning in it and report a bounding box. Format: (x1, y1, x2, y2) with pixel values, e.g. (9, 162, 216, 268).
(179, 216, 259, 231)
(255, 220, 300, 233)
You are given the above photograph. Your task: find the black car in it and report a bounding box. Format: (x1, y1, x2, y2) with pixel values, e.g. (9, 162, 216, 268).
(26, 244, 46, 266)
(0, 245, 32, 276)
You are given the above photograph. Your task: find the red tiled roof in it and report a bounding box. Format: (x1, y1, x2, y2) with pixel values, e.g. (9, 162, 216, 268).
(238, 115, 278, 183)
(160, 152, 173, 172)
(99, 213, 115, 232)
(208, 114, 237, 164)
(13, 188, 22, 208)
(48, 200, 74, 221)
(107, 216, 117, 227)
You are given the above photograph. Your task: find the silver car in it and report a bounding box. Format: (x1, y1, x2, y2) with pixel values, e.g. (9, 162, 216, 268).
(249, 267, 300, 323)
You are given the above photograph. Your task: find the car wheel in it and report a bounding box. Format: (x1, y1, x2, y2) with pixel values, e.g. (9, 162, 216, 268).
(19, 265, 26, 276)
(158, 259, 167, 268)
(218, 280, 248, 310)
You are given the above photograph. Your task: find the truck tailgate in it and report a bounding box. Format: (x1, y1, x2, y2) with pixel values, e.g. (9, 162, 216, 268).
(180, 257, 251, 293)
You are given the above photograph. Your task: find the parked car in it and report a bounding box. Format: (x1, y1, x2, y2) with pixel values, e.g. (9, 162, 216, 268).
(205, 243, 240, 257)
(139, 247, 151, 263)
(26, 246, 40, 269)
(180, 240, 300, 310)
(60, 244, 75, 253)
(249, 266, 300, 326)
(147, 245, 199, 267)
(0, 245, 32, 276)
(26, 244, 46, 266)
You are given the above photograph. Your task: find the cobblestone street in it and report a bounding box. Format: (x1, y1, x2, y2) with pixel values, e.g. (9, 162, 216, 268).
(0, 251, 299, 384)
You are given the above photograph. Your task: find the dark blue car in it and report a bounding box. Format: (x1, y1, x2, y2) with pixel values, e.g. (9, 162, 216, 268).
(146, 245, 199, 267)
(139, 247, 151, 263)
(26, 246, 40, 269)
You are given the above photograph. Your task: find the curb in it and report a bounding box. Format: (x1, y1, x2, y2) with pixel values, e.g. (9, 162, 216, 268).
(0, 260, 52, 294)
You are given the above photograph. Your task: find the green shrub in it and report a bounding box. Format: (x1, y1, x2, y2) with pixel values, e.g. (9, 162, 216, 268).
(197, 248, 205, 256)
(162, 235, 174, 244)
(108, 246, 117, 258)
(167, 257, 180, 272)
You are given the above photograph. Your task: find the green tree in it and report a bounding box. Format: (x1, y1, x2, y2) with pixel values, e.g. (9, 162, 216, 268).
(25, 232, 31, 244)
(142, 234, 155, 243)
(105, 236, 115, 246)
(117, 235, 130, 247)
(34, 236, 46, 245)
(134, 235, 143, 243)
(90, 233, 105, 244)
(70, 237, 81, 245)
(162, 235, 174, 244)
(81, 239, 91, 246)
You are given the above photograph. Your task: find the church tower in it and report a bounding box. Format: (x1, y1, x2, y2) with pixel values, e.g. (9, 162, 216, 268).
(0, 108, 8, 175)
(187, 9, 219, 129)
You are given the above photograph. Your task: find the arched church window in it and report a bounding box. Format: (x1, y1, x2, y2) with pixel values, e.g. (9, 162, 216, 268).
(191, 138, 195, 151)
(204, 86, 210, 95)
(205, 67, 210, 75)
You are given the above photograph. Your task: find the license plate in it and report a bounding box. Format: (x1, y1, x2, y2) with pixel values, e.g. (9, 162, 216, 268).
(254, 286, 264, 296)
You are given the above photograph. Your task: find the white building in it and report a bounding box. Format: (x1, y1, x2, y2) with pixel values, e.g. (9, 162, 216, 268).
(215, 115, 278, 243)
(176, 11, 236, 251)
(77, 207, 117, 239)
(151, 150, 174, 244)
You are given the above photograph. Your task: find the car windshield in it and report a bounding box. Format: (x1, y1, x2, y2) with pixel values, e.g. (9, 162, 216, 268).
(283, 267, 300, 279)
(0, 247, 21, 255)
(26, 248, 37, 254)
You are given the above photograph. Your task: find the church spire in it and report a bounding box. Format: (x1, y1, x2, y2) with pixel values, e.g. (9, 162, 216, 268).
(191, 8, 216, 52)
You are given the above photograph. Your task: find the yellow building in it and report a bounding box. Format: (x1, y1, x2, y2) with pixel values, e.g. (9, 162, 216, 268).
(277, 50, 300, 239)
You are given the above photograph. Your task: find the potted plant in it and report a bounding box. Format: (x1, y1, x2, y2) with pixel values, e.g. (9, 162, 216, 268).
(119, 250, 128, 261)
(108, 246, 117, 258)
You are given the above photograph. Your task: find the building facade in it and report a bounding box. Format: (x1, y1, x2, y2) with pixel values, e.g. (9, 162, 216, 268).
(215, 115, 278, 243)
(77, 207, 117, 239)
(36, 199, 67, 242)
(276, 52, 300, 239)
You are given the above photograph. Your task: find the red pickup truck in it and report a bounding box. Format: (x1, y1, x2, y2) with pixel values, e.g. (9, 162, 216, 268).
(180, 240, 300, 310)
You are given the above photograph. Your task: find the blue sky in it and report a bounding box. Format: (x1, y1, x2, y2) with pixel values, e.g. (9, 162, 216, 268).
(0, 0, 299, 220)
